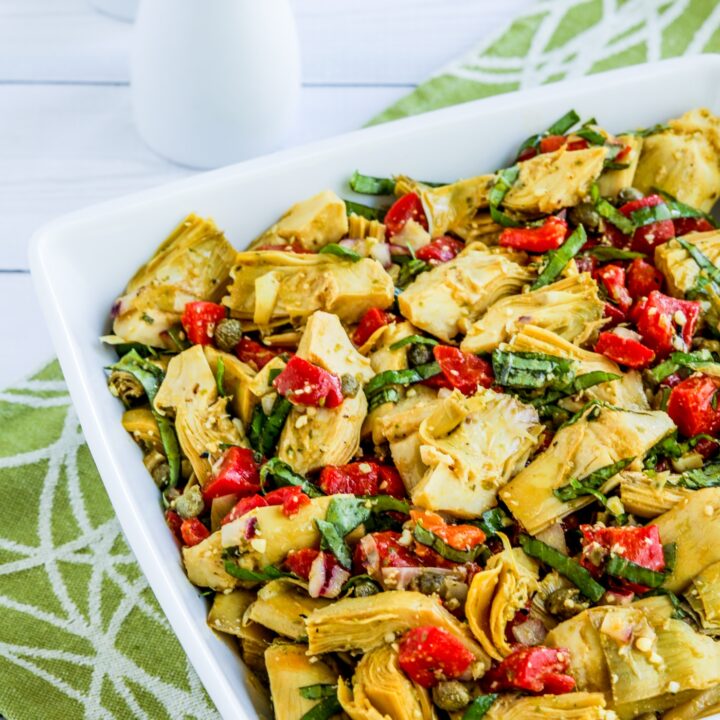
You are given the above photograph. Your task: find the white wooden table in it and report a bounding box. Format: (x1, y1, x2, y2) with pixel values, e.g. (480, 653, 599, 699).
(0, 0, 534, 387)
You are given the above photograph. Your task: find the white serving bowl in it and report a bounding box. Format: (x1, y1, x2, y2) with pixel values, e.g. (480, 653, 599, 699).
(29, 55, 720, 720)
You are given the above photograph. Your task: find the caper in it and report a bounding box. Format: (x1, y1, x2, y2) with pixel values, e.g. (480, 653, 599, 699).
(174, 484, 204, 519)
(432, 681, 471, 711)
(617, 186, 644, 204)
(416, 570, 445, 596)
(108, 370, 144, 407)
(568, 202, 601, 232)
(407, 343, 434, 367)
(350, 580, 379, 598)
(546, 587, 591, 620)
(214, 318, 243, 352)
(340, 373, 360, 397)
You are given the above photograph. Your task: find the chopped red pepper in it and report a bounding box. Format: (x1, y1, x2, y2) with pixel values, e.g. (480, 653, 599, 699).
(499, 216, 568, 253)
(221, 494, 268, 525)
(483, 646, 575, 694)
(667, 374, 720, 438)
(319, 460, 406, 499)
(181, 301, 227, 346)
(273, 356, 344, 408)
(566, 139, 590, 151)
(626, 258, 663, 301)
(411, 510, 486, 552)
(595, 331, 655, 369)
(264, 486, 312, 516)
(603, 302, 627, 328)
(539, 135, 567, 153)
(580, 524, 665, 593)
(415, 236, 464, 264)
(165, 509, 183, 541)
(614, 144, 632, 163)
(203, 447, 260, 501)
(398, 626, 475, 687)
(284, 548, 320, 580)
(619, 195, 675, 255)
(352, 307, 394, 346)
(430, 345, 494, 396)
(180, 517, 210, 547)
(235, 338, 280, 371)
(353, 530, 421, 575)
(634, 291, 701, 358)
(674, 217, 714, 237)
(384, 193, 429, 238)
(594, 264, 632, 312)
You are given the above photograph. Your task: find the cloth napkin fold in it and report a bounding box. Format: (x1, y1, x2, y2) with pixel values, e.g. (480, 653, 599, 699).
(2, 1, 719, 718)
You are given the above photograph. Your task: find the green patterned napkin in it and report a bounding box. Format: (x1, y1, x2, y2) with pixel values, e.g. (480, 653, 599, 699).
(2, 1, 719, 718)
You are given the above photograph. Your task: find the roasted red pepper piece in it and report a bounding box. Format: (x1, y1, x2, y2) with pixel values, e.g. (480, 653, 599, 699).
(352, 307, 394, 346)
(353, 530, 421, 574)
(180, 517, 210, 547)
(499, 216, 568, 253)
(398, 626, 475, 687)
(667, 374, 720, 437)
(634, 291, 701, 358)
(580, 524, 665, 593)
(626, 258, 663, 301)
(430, 345, 494, 396)
(594, 264, 632, 312)
(595, 331, 655, 369)
(285, 548, 320, 580)
(603, 302, 627, 327)
(264, 486, 311, 517)
(273, 355, 344, 408)
(384, 193, 428, 238)
(411, 510, 486, 551)
(221, 494, 268, 525)
(539, 135, 567, 153)
(483, 646, 575, 694)
(203, 447, 260, 501)
(319, 460, 406, 499)
(235, 337, 280, 371)
(165, 509, 183, 541)
(673, 217, 714, 236)
(181, 301, 226, 346)
(566, 139, 590, 151)
(415, 236, 464, 264)
(619, 195, 675, 255)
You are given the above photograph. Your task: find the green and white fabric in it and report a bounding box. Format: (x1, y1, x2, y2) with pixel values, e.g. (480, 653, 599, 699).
(2, 0, 719, 717)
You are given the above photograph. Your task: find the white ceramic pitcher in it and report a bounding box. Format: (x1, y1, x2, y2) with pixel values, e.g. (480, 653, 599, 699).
(131, 0, 301, 169)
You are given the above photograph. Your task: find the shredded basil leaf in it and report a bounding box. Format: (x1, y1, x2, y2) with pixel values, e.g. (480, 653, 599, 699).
(260, 458, 324, 498)
(300, 695, 342, 720)
(554, 458, 635, 503)
(215, 357, 226, 397)
(678, 237, 720, 287)
(492, 350, 578, 390)
(413, 521, 489, 564)
(519, 534, 605, 601)
(575, 126, 606, 146)
(318, 243, 362, 262)
(629, 202, 672, 227)
(531, 224, 587, 290)
(396, 257, 430, 287)
(299, 685, 338, 701)
(463, 694, 499, 720)
(590, 183, 636, 235)
(365, 362, 440, 397)
(223, 562, 291, 582)
(476, 507, 514, 537)
(678, 461, 720, 489)
(316, 519, 352, 568)
(585, 247, 645, 261)
(628, 123, 670, 138)
(388, 335, 439, 351)
(648, 349, 717, 383)
(344, 199, 386, 221)
(605, 554, 666, 588)
(516, 110, 580, 156)
(368, 386, 401, 412)
(349, 171, 395, 195)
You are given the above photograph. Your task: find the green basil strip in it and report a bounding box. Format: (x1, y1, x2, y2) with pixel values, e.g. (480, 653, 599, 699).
(629, 202, 672, 227)
(299, 685, 338, 701)
(215, 357, 226, 397)
(492, 350, 577, 390)
(349, 171, 395, 195)
(260, 458, 324, 498)
(572, 371, 622, 391)
(489, 205, 523, 228)
(520, 534, 605, 601)
(603, 161, 631, 171)
(259, 397, 293, 457)
(554, 457, 635, 503)
(248, 404, 266, 453)
(223, 562, 291, 582)
(605, 554, 665, 588)
(368, 386, 400, 412)
(663, 543, 677, 572)
(413, 521, 489, 564)
(555, 399, 607, 431)
(388, 335, 439, 351)
(641, 588, 690, 620)
(365, 361, 440, 397)
(463, 694, 499, 720)
(591, 183, 636, 235)
(318, 243, 362, 262)
(344, 199, 386, 221)
(585, 247, 645, 262)
(111, 350, 181, 488)
(575, 127, 606, 146)
(488, 165, 520, 207)
(655, 189, 718, 227)
(326, 496, 372, 537)
(517, 109, 580, 154)
(531, 224, 587, 290)
(111, 341, 159, 358)
(397, 258, 429, 287)
(364, 495, 410, 514)
(630, 123, 670, 138)
(316, 519, 352, 568)
(678, 461, 720, 489)
(677, 237, 720, 287)
(300, 696, 343, 720)
(476, 507, 514, 537)
(166, 325, 191, 352)
(648, 349, 716, 383)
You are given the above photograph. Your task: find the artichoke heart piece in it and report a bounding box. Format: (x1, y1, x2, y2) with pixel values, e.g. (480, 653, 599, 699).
(251, 190, 349, 251)
(655, 231, 720, 298)
(686, 560, 720, 635)
(247, 579, 331, 640)
(398, 243, 534, 342)
(121, 406, 162, 451)
(662, 685, 720, 720)
(264, 643, 338, 720)
(619, 470, 692, 518)
(113, 214, 236, 349)
(223, 250, 394, 328)
(221, 496, 335, 569)
(207, 588, 258, 637)
(633, 108, 720, 212)
(154, 345, 246, 485)
(485, 692, 610, 720)
(411, 388, 542, 518)
(503, 145, 607, 214)
(596, 134, 643, 199)
(654, 487, 720, 592)
(504, 324, 649, 410)
(461, 273, 605, 355)
(418, 175, 495, 237)
(466, 544, 540, 660)
(305, 590, 490, 674)
(183, 531, 238, 592)
(370, 384, 439, 448)
(500, 407, 675, 535)
(203, 345, 257, 425)
(338, 644, 435, 720)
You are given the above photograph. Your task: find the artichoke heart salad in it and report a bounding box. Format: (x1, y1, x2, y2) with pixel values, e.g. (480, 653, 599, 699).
(106, 108, 720, 720)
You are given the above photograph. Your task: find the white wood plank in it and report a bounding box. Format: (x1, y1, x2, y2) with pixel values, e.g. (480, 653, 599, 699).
(0, 0, 535, 84)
